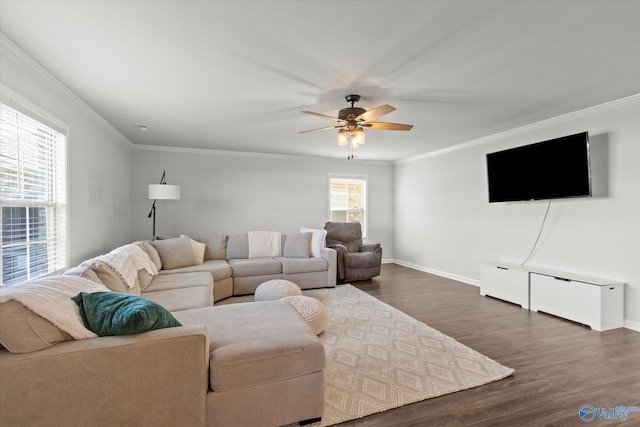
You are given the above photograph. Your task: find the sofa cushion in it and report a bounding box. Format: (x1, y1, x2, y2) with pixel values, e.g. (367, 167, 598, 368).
(283, 233, 311, 258)
(152, 237, 198, 270)
(276, 257, 328, 274)
(193, 234, 227, 260)
(228, 258, 282, 277)
(157, 260, 232, 283)
(0, 300, 72, 353)
(143, 286, 214, 312)
(72, 291, 182, 336)
(145, 271, 214, 293)
(226, 234, 249, 259)
(174, 301, 325, 392)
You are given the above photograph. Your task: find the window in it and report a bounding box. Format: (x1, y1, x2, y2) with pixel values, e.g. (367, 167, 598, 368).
(1, 102, 67, 286)
(329, 175, 367, 237)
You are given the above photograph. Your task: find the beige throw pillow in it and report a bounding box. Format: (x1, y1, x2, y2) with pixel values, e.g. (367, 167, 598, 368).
(152, 236, 198, 270)
(181, 235, 206, 265)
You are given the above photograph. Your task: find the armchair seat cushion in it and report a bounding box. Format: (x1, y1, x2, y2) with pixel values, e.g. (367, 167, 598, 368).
(345, 252, 382, 269)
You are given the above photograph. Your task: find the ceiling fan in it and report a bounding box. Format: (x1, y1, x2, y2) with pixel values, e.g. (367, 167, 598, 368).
(299, 94, 413, 158)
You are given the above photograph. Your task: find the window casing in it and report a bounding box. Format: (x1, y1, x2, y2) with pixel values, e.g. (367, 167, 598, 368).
(0, 102, 67, 286)
(329, 175, 367, 238)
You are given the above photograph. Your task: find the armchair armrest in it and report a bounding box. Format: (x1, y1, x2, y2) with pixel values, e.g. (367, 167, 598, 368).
(0, 325, 209, 427)
(360, 243, 381, 254)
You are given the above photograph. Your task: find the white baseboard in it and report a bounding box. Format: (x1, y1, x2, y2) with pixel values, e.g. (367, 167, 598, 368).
(624, 319, 640, 333)
(391, 259, 480, 287)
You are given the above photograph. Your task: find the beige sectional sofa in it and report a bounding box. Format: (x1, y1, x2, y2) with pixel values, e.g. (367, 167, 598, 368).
(0, 232, 335, 426)
(149, 233, 336, 305)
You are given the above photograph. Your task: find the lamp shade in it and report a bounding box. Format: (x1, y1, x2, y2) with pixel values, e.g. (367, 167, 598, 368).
(148, 184, 180, 200)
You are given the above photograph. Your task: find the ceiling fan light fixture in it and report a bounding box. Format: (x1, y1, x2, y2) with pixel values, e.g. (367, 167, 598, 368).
(354, 127, 365, 145)
(337, 129, 348, 146)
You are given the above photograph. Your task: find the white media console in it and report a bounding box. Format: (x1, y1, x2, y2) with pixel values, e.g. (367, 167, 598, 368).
(480, 262, 624, 331)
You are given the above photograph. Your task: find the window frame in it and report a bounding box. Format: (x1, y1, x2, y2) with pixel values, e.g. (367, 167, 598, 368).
(328, 173, 368, 239)
(1, 87, 69, 286)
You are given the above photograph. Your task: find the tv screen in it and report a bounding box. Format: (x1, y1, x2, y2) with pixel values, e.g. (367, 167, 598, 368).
(486, 132, 591, 203)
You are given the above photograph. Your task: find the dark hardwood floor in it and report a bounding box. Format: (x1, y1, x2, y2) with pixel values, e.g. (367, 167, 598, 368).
(341, 264, 640, 427)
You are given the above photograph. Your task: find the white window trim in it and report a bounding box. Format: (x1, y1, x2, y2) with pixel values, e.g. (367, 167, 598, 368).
(328, 173, 368, 239)
(1, 86, 70, 285)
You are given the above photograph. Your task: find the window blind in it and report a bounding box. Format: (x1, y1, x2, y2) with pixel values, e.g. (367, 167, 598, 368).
(0, 102, 67, 286)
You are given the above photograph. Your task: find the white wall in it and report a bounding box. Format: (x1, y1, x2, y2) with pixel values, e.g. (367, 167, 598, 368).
(394, 96, 640, 329)
(1, 37, 132, 265)
(130, 147, 395, 259)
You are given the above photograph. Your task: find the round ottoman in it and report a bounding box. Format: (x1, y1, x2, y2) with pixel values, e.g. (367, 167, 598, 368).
(254, 279, 302, 301)
(282, 295, 328, 335)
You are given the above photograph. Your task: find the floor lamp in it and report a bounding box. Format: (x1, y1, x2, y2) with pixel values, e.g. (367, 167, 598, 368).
(148, 171, 180, 238)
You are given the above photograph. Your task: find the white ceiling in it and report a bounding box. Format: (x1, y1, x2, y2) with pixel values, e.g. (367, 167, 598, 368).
(1, 1, 639, 161)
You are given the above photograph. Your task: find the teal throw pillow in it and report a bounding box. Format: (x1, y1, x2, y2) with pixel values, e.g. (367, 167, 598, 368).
(72, 291, 181, 336)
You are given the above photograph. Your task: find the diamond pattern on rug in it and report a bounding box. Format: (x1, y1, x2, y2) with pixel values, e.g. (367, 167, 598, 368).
(300, 284, 514, 426)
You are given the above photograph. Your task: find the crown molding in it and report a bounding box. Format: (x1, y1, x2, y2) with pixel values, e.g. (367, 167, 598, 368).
(131, 143, 393, 165)
(396, 93, 640, 165)
(0, 32, 133, 148)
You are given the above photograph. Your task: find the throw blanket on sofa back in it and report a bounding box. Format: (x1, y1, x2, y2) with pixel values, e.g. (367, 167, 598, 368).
(248, 231, 281, 258)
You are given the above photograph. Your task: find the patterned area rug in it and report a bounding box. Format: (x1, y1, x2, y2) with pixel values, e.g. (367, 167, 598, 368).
(217, 285, 514, 426)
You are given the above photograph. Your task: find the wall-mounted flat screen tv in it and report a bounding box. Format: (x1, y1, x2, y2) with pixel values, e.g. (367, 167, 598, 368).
(486, 132, 591, 203)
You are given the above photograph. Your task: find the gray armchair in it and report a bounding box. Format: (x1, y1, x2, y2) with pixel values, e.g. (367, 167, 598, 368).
(324, 222, 382, 282)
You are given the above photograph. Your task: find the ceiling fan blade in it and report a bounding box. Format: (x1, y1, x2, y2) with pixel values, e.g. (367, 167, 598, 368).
(301, 111, 346, 123)
(298, 125, 345, 134)
(365, 122, 413, 131)
(355, 104, 396, 122)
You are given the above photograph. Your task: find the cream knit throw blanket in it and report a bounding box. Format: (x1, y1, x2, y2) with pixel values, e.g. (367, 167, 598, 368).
(0, 276, 110, 339)
(96, 244, 158, 288)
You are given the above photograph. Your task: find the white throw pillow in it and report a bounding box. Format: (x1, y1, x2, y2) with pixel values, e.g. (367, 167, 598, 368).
(300, 228, 327, 258)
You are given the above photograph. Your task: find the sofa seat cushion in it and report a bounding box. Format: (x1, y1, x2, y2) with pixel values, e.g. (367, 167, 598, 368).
(275, 257, 328, 274)
(174, 301, 325, 392)
(345, 252, 382, 269)
(158, 260, 232, 283)
(228, 258, 282, 277)
(143, 286, 213, 312)
(145, 272, 213, 293)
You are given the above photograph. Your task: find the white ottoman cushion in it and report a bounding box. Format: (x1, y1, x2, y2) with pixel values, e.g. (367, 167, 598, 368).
(254, 279, 302, 301)
(282, 295, 328, 335)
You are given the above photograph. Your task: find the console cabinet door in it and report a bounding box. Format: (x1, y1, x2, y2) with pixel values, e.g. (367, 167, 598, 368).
(480, 263, 529, 309)
(529, 273, 623, 331)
